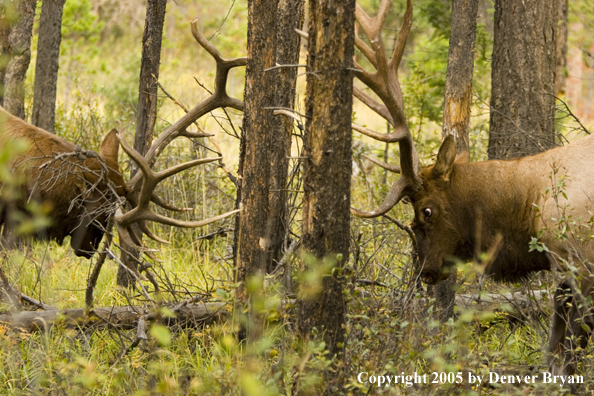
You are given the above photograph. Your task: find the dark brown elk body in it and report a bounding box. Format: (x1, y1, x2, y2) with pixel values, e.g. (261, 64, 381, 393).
(0, 107, 126, 258)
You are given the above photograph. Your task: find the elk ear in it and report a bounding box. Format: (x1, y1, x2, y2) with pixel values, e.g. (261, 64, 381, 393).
(432, 135, 457, 182)
(99, 129, 120, 167)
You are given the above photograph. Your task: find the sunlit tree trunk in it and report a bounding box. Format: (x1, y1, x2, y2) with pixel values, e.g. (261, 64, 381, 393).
(32, 0, 65, 132)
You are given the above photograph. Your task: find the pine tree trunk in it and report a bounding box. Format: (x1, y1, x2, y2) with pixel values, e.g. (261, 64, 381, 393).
(32, 0, 65, 132)
(297, 0, 355, 364)
(488, 0, 557, 160)
(428, 0, 479, 323)
(234, 0, 279, 341)
(1, 0, 36, 120)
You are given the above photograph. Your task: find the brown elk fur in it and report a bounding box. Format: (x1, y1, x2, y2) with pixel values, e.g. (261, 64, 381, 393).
(0, 106, 126, 258)
(413, 134, 594, 384)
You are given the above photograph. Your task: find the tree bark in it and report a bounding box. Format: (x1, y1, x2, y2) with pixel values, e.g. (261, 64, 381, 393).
(488, 0, 557, 160)
(297, 0, 355, 364)
(0, 0, 36, 120)
(31, 0, 65, 132)
(266, 0, 304, 273)
(429, 0, 479, 323)
(117, 0, 167, 288)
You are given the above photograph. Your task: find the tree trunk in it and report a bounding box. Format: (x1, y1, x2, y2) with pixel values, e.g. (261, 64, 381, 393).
(234, 0, 279, 341)
(297, 0, 355, 366)
(488, 0, 557, 160)
(266, 0, 304, 274)
(555, 0, 568, 97)
(0, 0, 36, 120)
(31, 0, 65, 132)
(429, 0, 479, 323)
(117, 0, 167, 288)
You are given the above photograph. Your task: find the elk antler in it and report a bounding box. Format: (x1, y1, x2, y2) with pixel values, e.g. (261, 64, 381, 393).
(126, 19, 247, 193)
(351, 0, 421, 218)
(117, 19, 245, 245)
(116, 133, 240, 230)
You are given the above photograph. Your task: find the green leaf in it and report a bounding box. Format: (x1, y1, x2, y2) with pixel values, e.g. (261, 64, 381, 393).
(150, 324, 171, 347)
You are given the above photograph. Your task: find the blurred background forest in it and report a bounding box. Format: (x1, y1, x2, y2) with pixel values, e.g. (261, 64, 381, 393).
(0, 0, 594, 394)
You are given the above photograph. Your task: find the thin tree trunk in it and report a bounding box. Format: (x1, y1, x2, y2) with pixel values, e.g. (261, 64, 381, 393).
(266, 0, 304, 273)
(117, 0, 167, 288)
(3, 0, 36, 119)
(488, 0, 557, 159)
(134, 0, 166, 161)
(31, 0, 65, 132)
(428, 0, 479, 323)
(297, 0, 355, 371)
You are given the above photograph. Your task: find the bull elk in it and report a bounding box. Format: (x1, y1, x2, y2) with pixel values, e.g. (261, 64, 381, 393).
(352, 0, 593, 387)
(0, 106, 238, 259)
(0, 20, 245, 264)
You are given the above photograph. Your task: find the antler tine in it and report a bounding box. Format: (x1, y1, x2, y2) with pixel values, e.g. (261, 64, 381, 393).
(117, 132, 239, 229)
(150, 192, 191, 212)
(390, 0, 412, 73)
(352, 123, 409, 143)
(121, 206, 241, 229)
(353, 86, 393, 124)
(355, 0, 391, 78)
(362, 155, 401, 174)
(138, 221, 171, 244)
(351, 177, 410, 218)
(354, 23, 377, 69)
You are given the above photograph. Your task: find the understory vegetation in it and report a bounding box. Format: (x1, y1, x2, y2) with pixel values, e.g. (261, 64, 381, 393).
(0, 0, 594, 395)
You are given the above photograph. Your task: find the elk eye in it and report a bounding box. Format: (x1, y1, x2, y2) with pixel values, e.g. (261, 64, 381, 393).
(423, 208, 432, 219)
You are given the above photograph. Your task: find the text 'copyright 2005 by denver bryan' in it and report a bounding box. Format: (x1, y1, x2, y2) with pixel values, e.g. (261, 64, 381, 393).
(357, 371, 584, 388)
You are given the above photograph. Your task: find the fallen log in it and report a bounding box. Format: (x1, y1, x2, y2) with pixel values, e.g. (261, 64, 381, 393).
(455, 290, 551, 312)
(0, 302, 227, 332)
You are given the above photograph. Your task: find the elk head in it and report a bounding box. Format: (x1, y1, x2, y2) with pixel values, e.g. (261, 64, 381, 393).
(351, 0, 466, 284)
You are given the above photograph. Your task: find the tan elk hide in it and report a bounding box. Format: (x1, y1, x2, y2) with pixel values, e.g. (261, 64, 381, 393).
(0, 106, 126, 258)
